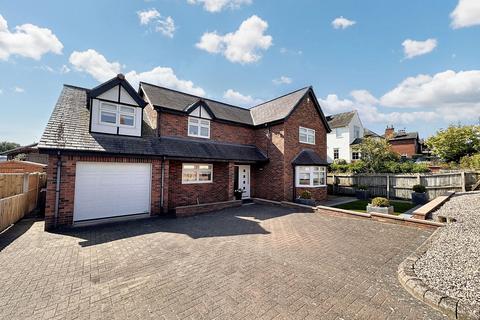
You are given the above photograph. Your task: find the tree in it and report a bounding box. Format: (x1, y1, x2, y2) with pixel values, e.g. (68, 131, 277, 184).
(357, 137, 398, 173)
(426, 125, 480, 162)
(0, 141, 20, 153)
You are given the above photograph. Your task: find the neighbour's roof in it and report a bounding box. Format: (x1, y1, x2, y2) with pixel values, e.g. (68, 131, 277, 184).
(0, 143, 38, 155)
(38, 86, 267, 163)
(292, 149, 329, 166)
(363, 128, 382, 138)
(386, 131, 419, 141)
(326, 111, 356, 129)
(140, 82, 254, 125)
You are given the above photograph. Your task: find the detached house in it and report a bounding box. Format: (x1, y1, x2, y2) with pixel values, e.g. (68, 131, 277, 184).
(326, 111, 363, 163)
(384, 126, 421, 158)
(38, 74, 331, 229)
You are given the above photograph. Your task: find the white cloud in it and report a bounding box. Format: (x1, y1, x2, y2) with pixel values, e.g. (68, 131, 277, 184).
(13, 86, 25, 93)
(402, 38, 437, 59)
(196, 15, 272, 64)
(272, 76, 292, 85)
(60, 64, 71, 74)
(137, 9, 176, 38)
(69, 49, 121, 82)
(69, 49, 205, 96)
(279, 47, 302, 55)
(223, 89, 261, 106)
(187, 0, 252, 13)
(331, 16, 356, 29)
(137, 9, 160, 25)
(450, 0, 480, 29)
(0, 14, 63, 61)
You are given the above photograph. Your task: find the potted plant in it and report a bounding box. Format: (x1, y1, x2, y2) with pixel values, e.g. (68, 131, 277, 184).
(367, 197, 394, 215)
(234, 189, 244, 200)
(355, 185, 370, 200)
(411, 184, 428, 205)
(296, 190, 315, 206)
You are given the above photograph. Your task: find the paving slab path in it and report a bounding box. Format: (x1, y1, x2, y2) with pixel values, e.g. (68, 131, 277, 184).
(0, 204, 446, 319)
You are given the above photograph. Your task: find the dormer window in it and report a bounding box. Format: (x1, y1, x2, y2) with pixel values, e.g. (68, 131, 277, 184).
(99, 103, 135, 127)
(188, 117, 210, 138)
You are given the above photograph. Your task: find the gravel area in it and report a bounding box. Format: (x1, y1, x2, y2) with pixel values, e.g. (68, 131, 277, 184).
(415, 192, 480, 308)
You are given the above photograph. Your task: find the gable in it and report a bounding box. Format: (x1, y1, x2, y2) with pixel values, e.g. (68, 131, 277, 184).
(185, 101, 213, 119)
(287, 91, 331, 133)
(89, 74, 147, 108)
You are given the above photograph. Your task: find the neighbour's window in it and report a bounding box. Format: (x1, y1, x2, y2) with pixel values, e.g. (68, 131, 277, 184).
(352, 152, 360, 160)
(182, 163, 213, 184)
(333, 148, 339, 160)
(354, 126, 360, 139)
(336, 128, 343, 138)
(299, 127, 315, 144)
(99, 103, 135, 127)
(188, 117, 210, 138)
(296, 166, 326, 187)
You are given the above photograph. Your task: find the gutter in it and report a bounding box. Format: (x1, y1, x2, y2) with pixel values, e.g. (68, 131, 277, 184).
(54, 151, 62, 228)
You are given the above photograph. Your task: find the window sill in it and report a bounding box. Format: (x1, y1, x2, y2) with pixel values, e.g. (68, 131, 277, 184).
(295, 185, 327, 188)
(299, 141, 316, 145)
(181, 181, 213, 185)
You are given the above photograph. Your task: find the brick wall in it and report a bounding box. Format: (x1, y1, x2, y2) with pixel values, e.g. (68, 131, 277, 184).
(44, 154, 163, 230)
(390, 139, 418, 157)
(167, 161, 234, 209)
(159, 112, 255, 144)
(0, 160, 46, 173)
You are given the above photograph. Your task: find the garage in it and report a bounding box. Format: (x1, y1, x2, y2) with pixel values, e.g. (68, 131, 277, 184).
(73, 162, 152, 222)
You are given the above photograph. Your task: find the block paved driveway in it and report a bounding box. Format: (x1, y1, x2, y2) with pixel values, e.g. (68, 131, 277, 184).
(0, 204, 446, 320)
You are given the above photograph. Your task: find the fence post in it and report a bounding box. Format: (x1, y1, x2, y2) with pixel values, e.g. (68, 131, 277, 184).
(22, 173, 29, 194)
(416, 173, 421, 185)
(386, 174, 390, 199)
(461, 171, 466, 192)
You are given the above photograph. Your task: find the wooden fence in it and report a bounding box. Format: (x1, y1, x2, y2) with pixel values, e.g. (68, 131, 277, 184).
(328, 171, 480, 200)
(0, 173, 46, 233)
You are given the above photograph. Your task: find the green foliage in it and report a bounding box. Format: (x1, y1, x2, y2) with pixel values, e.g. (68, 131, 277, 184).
(0, 141, 20, 153)
(412, 184, 426, 193)
(299, 190, 311, 199)
(459, 154, 480, 170)
(357, 137, 399, 173)
(333, 159, 347, 165)
(371, 197, 390, 207)
(330, 160, 429, 174)
(426, 125, 480, 162)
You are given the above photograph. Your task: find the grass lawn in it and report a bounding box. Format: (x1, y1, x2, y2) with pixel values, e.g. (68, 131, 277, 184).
(332, 200, 416, 215)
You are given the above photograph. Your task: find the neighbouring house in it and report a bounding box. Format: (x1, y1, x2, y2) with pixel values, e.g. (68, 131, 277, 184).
(326, 110, 379, 163)
(0, 142, 49, 164)
(384, 126, 421, 158)
(38, 74, 331, 229)
(0, 160, 47, 173)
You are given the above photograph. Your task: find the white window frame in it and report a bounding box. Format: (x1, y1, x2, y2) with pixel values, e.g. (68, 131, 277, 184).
(181, 163, 213, 184)
(99, 102, 136, 128)
(299, 127, 315, 145)
(188, 117, 210, 139)
(352, 151, 360, 160)
(295, 166, 326, 188)
(333, 148, 340, 160)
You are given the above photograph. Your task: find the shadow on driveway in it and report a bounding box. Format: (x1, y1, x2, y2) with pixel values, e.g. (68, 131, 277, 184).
(0, 218, 37, 252)
(54, 204, 296, 247)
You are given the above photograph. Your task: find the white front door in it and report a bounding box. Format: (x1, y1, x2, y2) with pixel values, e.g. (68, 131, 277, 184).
(73, 162, 151, 222)
(237, 165, 251, 199)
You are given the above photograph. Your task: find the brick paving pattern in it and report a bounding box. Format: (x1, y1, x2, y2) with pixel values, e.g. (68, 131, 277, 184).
(0, 204, 446, 319)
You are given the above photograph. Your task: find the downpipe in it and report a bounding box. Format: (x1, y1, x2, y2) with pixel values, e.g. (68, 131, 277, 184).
(54, 151, 62, 228)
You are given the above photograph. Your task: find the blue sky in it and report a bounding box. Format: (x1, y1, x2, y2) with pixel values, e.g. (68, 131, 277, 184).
(1, 0, 480, 145)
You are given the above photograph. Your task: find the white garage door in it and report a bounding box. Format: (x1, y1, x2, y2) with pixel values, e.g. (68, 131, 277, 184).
(73, 162, 151, 222)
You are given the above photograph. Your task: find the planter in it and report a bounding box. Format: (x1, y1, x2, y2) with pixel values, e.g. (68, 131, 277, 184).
(234, 192, 243, 200)
(355, 190, 370, 200)
(411, 192, 428, 205)
(367, 204, 394, 215)
(296, 198, 315, 206)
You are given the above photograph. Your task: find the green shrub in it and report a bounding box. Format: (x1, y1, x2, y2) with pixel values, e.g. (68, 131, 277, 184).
(356, 184, 368, 190)
(460, 154, 480, 170)
(334, 159, 347, 165)
(412, 184, 426, 193)
(371, 197, 390, 207)
(300, 190, 311, 199)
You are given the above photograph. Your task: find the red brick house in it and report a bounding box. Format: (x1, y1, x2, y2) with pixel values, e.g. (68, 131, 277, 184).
(38, 74, 331, 229)
(384, 126, 421, 158)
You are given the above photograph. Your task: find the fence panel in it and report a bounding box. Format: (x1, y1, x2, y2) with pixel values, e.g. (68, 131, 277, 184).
(0, 174, 24, 199)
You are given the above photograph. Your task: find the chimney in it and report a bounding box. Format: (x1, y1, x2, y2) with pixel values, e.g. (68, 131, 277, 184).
(385, 125, 395, 139)
(117, 73, 125, 80)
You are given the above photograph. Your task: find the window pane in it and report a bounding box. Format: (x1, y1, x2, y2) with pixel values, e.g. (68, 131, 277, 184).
(299, 173, 310, 185)
(189, 125, 199, 136)
(200, 119, 210, 126)
(198, 172, 212, 181)
(312, 172, 320, 186)
(198, 164, 211, 170)
(200, 126, 209, 137)
(183, 164, 195, 170)
(182, 171, 197, 182)
(101, 111, 116, 124)
(307, 135, 314, 144)
(101, 103, 117, 112)
(189, 118, 199, 124)
(300, 128, 307, 134)
(299, 133, 307, 142)
(120, 114, 134, 126)
(120, 106, 135, 114)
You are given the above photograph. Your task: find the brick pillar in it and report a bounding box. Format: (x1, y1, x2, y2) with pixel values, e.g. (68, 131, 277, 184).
(151, 159, 162, 215)
(162, 160, 170, 213)
(44, 155, 58, 230)
(228, 162, 235, 200)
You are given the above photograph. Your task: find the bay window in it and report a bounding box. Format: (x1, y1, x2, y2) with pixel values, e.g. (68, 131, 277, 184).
(295, 166, 326, 187)
(182, 163, 213, 184)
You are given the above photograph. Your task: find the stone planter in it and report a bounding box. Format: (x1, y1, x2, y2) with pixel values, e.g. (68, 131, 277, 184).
(355, 190, 370, 200)
(367, 204, 394, 215)
(411, 192, 428, 205)
(296, 198, 315, 206)
(234, 192, 243, 200)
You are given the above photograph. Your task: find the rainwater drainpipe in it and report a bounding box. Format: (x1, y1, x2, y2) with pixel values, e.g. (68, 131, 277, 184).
(54, 151, 62, 228)
(292, 164, 296, 201)
(160, 156, 165, 212)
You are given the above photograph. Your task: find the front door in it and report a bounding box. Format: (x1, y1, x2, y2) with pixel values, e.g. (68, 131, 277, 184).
(237, 165, 251, 199)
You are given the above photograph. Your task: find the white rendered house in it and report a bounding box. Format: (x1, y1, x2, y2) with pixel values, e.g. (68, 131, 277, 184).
(326, 110, 365, 163)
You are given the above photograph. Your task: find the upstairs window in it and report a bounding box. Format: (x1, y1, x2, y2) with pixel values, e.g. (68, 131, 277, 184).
(296, 166, 326, 187)
(188, 117, 210, 138)
(336, 128, 343, 138)
(354, 126, 360, 139)
(299, 127, 315, 144)
(99, 103, 135, 127)
(333, 148, 340, 160)
(182, 163, 213, 184)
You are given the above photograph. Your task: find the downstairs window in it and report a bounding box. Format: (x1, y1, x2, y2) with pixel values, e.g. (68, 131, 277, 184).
(182, 163, 213, 184)
(295, 166, 326, 188)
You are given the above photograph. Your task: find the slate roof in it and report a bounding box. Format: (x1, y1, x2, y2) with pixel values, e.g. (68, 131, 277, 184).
(37, 85, 267, 163)
(387, 131, 419, 141)
(0, 143, 38, 155)
(291, 149, 329, 166)
(363, 128, 382, 138)
(140, 82, 254, 125)
(326, 111, 356, 129)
